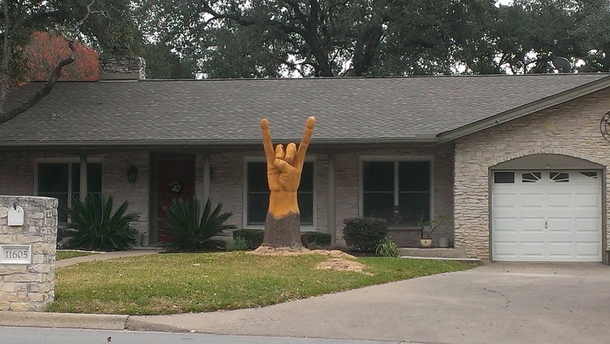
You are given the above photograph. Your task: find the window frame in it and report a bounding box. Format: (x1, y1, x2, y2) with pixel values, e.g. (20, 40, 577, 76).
(243, 156, 316, 230)
(34, 158, 104, 223)
(359, 156, 434, 227)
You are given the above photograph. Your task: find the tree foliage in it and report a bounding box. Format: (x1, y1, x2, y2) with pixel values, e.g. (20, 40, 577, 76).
(24, 31, 99, 81)
(133, 0, 610, 77)
(0, 0, 142, 124)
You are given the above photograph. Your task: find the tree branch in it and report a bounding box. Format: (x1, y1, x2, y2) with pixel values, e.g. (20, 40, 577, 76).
(0, 41, 76, 124)
(0, 0, 97, 124)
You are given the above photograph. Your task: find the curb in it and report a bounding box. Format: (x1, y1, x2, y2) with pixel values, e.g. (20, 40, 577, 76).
(126, 317, 187, 333)
(0, 311, 129, 330)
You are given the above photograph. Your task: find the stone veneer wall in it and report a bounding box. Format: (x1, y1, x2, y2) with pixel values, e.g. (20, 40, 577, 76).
(0, 196, 57, 311)
(454, 89, 610, 260)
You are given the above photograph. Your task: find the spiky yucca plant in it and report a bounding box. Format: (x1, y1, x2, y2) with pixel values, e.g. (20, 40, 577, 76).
(160, 197, 234, 252)
(66, 194, 138, 251)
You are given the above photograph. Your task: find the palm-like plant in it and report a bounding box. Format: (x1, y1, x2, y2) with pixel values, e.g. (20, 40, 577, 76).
(66, 194, 138, 251)
(160, 197, 234, 252)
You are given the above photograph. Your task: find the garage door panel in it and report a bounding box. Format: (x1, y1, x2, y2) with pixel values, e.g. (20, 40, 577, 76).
(548, 242, 573, 259)
(546, 193, 571, 207)
(492, 242, 518, 260)
(519, 193, 545, 207)
(546, 218, 571, 232)
(493, 192, 519, 207)
(574, 218, 601, 232)
(520, 242, 545, 258)
(574, 193, 600, 207)
(493, 218, 519, 232)
(491, 169, 601, 262)
(519, 218, 545, 232)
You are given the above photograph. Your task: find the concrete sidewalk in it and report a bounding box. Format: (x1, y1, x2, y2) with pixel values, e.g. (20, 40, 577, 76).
(3, 252, 610, 343)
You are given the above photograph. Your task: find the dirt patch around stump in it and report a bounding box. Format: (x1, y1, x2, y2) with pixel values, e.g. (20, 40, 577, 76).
(249, 246, 369, 274)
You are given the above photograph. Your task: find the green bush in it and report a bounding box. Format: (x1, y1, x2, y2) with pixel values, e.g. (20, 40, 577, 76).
(65, 194, 138, 251)
(160, 197, 234, 252)
(376, 237, 399, 257)
(343, 217, 388, 252)
(225, 236, 251, 251)
(303, 231, 332, 247)
(232, 229, 264, 250)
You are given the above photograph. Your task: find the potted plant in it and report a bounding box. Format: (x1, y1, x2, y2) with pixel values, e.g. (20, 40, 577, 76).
(419, 215, 449, 248)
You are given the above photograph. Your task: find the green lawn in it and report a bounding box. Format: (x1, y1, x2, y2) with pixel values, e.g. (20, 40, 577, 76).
(48, 252, 475, 315)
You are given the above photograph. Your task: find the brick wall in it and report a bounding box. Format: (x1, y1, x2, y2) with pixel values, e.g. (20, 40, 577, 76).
(102, 152, 150, 244)
(0, 145, 455, 248)
(454, 89, 610, 260)
(204, 145, 453, 247)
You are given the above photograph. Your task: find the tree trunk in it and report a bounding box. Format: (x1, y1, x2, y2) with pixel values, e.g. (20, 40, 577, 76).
(263, 212, 302, 250)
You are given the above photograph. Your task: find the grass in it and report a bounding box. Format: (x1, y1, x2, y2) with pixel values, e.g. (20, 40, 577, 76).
(48, 252, 475, 315)
(56, 250, 96, 260)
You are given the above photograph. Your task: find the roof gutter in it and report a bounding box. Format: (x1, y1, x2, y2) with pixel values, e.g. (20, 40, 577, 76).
(438, 75, 610, 143)
(0, 136, 440, 149)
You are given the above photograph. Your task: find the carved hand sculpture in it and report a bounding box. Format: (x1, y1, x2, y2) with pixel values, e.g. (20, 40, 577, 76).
(261, 116, 316, 219)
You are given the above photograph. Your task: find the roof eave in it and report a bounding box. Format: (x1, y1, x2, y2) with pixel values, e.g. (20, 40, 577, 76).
(0, 136, 440, 149)
(437, 75, 610, 143)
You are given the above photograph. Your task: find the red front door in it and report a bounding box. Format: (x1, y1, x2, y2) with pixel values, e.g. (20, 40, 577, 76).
(157, 158, 195, 242)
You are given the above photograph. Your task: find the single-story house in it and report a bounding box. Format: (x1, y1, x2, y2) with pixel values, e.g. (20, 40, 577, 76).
(4, 59, 610, 263)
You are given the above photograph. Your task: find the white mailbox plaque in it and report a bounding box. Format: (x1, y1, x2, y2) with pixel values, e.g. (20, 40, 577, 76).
(0, 245, 32, 264)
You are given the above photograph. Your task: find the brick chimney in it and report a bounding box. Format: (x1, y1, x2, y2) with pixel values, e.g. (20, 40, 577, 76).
(99, 56, 146, 80)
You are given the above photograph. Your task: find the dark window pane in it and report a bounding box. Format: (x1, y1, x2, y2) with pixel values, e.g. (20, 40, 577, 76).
(300, 162, 314, 191)
(298, 192, 314, 225)
(550, 172, 569, 183)
(398, 161, 430, 192)
(363, 192, 394, 218)
(399, 193, 430, 223)
(363, 162, 394, 192)
(88, 163, 102, 192)
(494, 172, 514, 184)
(39, 164, 68, 193)
(72, 163, 103, 200)
(248, 162, 268, 192)
(38, 163, 69, 223)
(247, 192, 269, 224)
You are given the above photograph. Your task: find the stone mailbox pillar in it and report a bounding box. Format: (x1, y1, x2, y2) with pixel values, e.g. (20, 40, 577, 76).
(0, 196, 57, 311)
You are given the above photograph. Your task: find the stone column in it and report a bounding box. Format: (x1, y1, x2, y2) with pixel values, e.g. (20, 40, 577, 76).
(0, 196, 57, 311)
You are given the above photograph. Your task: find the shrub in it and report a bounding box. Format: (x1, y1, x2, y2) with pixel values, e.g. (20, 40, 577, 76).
(303, 231, 332, 247)
(376, 237, 399, 257)
(225, 236, 251, 251)
(160, 197, 234, 252)
(343, 217, 388, 252)
(65, 194, 138, 251)
(232, 229, 264, 250)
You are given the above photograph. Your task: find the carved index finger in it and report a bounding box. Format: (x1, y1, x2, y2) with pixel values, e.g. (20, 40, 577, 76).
(261, 119, 275, 164)
(296, 116, 316, 169)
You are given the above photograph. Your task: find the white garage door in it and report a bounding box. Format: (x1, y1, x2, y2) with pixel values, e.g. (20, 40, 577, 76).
(492, 170, 602, 262)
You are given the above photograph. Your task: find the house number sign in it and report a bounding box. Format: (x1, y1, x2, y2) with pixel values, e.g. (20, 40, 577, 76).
(0, 245, 32, 264)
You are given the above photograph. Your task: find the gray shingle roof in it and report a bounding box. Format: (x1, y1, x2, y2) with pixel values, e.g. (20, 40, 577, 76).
(3, 73, 609, 147)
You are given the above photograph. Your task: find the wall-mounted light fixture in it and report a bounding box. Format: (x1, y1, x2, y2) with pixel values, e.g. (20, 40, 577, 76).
(127, 165, 138, 184)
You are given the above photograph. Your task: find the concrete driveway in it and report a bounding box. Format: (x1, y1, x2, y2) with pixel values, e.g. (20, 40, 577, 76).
(130, 262, 610, 343)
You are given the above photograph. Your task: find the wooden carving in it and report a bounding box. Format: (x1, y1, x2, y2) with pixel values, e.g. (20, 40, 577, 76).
(260, 116, 316, 249)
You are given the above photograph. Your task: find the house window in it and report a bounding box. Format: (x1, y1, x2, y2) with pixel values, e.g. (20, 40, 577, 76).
(246, 161, 314, 226)
(362, 160, 431, 226)
(37, 162, 102, 223)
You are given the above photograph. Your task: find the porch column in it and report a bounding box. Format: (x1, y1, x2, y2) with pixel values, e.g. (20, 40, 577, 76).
(202, 155, 211, 203)
(327, 154, 336, 245)
(79, 155, 87, 201)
